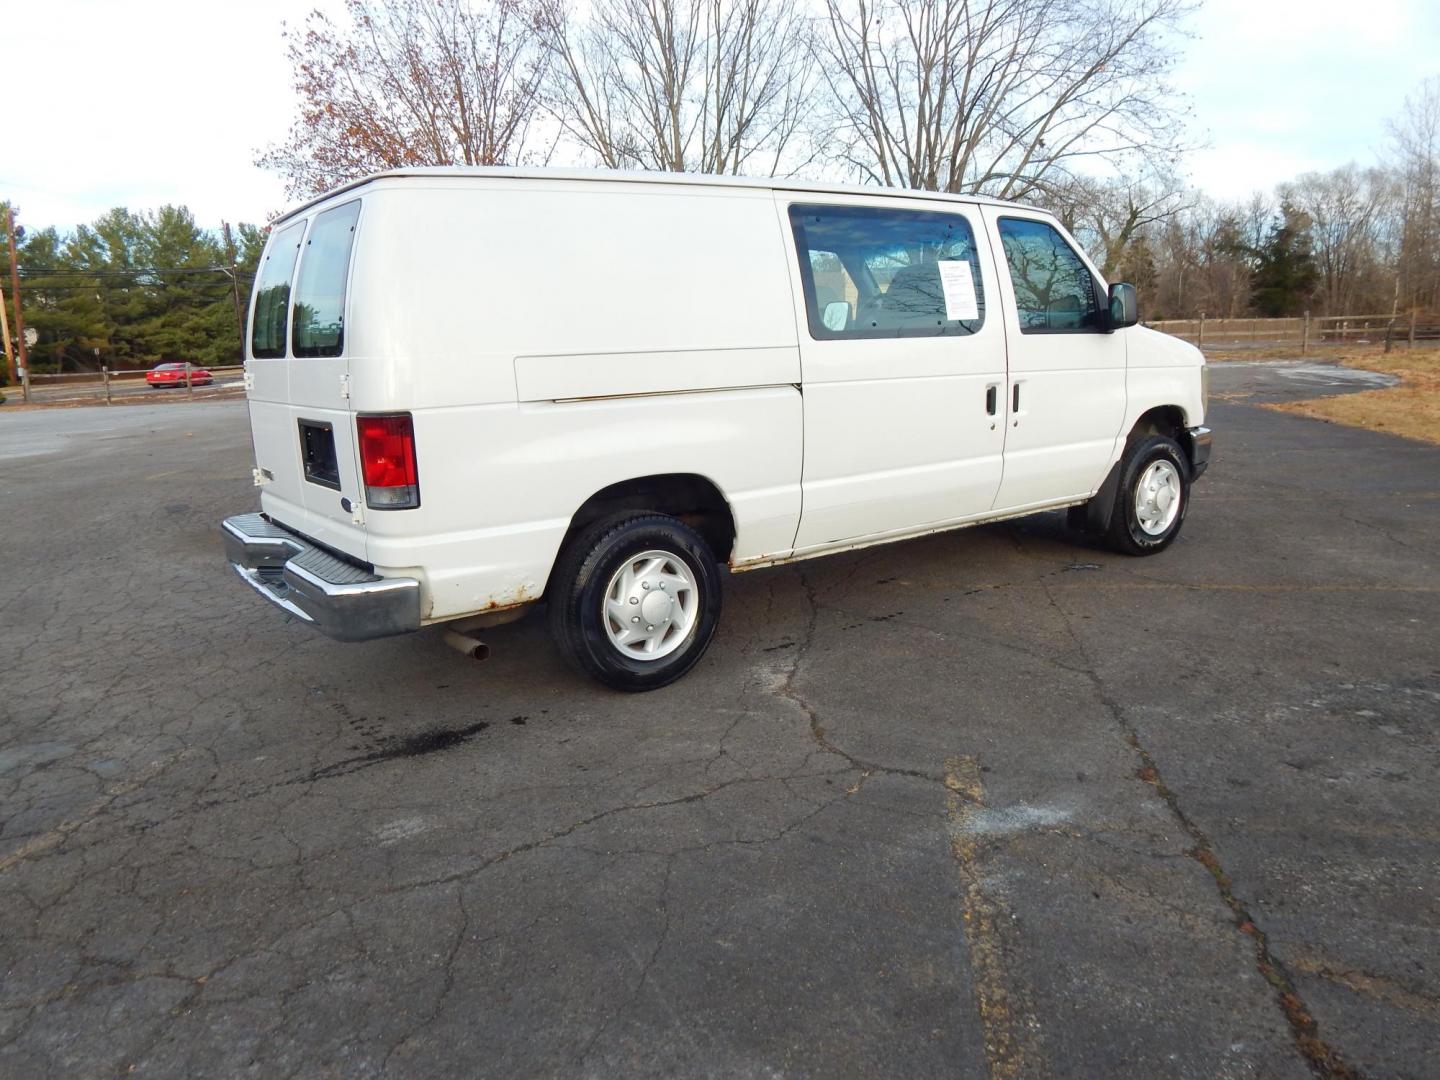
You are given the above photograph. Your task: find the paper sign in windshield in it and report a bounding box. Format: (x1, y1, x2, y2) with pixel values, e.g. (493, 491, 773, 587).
(938, 259, 979, 322)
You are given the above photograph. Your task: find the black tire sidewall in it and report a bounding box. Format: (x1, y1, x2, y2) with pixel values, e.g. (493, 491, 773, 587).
(1111, 435, 1190, 554)
(553, 515, 722, 691)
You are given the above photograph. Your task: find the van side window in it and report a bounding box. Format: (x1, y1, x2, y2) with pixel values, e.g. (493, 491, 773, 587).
(250, 221, 306, 359)
(789, 204, 986, 340)
(292, 200, 361, 358)
(996, 217, 1103, 333)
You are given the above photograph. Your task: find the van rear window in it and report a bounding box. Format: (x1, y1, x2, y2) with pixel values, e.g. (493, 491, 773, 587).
(250, 221, 305, 359)
(292, 200, 361, 358)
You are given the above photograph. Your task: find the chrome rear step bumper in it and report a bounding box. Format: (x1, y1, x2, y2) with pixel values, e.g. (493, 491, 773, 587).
(221, 513, 420, 642)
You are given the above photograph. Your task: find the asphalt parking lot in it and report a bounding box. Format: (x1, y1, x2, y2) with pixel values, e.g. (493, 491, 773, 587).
(1, 362, 1437, 1078)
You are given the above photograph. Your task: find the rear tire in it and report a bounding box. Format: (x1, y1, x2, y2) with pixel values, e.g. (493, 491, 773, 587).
(1104, 434, 1191, 556)
(547, 513, 722, 691)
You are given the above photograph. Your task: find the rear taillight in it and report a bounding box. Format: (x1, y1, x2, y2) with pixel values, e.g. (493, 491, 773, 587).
(356, 414, 419, 509)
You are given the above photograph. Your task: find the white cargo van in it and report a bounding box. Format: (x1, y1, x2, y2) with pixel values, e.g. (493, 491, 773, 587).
(222, 167, 1210, 690)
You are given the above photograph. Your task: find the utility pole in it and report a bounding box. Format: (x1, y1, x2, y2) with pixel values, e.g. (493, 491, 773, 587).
(0, 278, 14, 387)
(221, 221, 246, 361)
(6, 208, 30, 403)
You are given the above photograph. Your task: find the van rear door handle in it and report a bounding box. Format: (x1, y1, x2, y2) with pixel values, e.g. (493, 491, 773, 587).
(1012, 383, 1021, 412)
(985, 385, 997, 415)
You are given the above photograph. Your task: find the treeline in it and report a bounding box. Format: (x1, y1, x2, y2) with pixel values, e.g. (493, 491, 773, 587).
(251, 0, 1438, 325)
(1, 204, 265, 375)
(259, 0, 1194, 207)
(6, 0, 1437, 379)
(1054, 95, 1440, 321)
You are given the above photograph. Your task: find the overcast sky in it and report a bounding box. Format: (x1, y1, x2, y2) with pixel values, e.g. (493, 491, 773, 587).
(4, 0, 1437, 232)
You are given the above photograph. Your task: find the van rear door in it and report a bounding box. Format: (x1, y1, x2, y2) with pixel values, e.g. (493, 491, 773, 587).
(247, 200, 367, 560)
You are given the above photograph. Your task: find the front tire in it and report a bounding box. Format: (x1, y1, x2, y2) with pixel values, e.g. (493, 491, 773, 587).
(1104, 434, 1191, 556)
(547, 513, 722, 691)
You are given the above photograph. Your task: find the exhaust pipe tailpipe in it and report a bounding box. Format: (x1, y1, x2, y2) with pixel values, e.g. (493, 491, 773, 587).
(443, 629, 490, 661)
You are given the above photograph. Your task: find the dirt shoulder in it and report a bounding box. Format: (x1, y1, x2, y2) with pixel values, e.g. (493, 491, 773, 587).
(1207, 345, 1440, 445)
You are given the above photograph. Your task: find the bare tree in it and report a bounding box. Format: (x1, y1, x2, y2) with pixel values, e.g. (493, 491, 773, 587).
(1046, 171, 1187, 278)
(1389, 77, 1440, 316)
(257, 0, 549, 198)
(813, 0, 1193, 199)
(1108, 81, 1440, 321)
(1281, 165, 1395, 315)
(536, 0, 818, 175)
(1142, 198, 1254, 319)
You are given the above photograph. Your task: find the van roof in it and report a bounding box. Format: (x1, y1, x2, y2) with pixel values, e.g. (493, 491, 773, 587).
(272, 166, 1037, 224)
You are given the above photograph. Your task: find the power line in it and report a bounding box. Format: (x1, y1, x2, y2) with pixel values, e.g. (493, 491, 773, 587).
(17, 281, 251, 291)
(10, 282, 253, 293)
(13, 266, 255, 278)
(19, 280, 256, 289)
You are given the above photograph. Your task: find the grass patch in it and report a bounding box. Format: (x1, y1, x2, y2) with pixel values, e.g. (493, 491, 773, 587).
(1208, 345, 1440, 446)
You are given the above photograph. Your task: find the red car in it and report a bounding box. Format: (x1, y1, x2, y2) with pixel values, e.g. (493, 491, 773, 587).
(146, 363, 214, 387)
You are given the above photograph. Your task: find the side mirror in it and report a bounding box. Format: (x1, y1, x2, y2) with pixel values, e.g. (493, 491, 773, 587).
(1108, 282, 1138, 330)
(821, 300, 851, 332)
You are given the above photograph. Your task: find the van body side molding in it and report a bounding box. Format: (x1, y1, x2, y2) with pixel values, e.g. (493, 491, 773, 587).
(514, 347, 801, 403)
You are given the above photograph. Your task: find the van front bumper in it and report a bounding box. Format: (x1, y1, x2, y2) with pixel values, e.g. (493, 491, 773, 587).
(221, 513, 421, 642)
(1186, 426, 1212, 479)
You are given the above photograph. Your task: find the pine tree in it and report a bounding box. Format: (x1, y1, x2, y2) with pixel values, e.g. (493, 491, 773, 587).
(1, 205, 266, 373)
(1249, 203, 1320, 317)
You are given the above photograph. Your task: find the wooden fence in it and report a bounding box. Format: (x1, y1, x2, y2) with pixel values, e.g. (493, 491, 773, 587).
(1146, 313, 1435, 352)
(5, 364, 245, 405)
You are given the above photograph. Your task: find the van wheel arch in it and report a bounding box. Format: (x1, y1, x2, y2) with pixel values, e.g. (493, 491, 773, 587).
(546, 473, 737, 595)
(1072, 405, 1192, 535)
(1131, 404, 1188, 441)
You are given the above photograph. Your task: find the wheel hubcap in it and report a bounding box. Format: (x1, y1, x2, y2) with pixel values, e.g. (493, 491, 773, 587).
(1135, 459, 1182, 536)
(602, 550, 699, 661)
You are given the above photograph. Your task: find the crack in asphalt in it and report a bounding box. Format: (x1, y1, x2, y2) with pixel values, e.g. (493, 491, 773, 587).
(1288, 954, 1440, 1022)
(5, 391, 1436, 1077)
(1038, 572, 1362, 1080)
(0, 749, 191, 875)
(944, 755, 1046, 1079)
(375, 767, 846, 902)
(774, 571, 944, 786)
(380, 883, 473, 1072)
(575, 854, 676, 1070)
